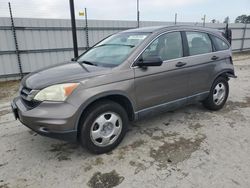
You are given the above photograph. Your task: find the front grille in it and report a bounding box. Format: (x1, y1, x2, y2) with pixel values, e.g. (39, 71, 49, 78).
(21, 97, 41, 110)
(20, 86, 41, 109)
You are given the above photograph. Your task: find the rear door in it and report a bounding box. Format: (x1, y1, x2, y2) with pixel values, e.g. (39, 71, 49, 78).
(182, 31, 216, 98)
(134, 31, 189, 112)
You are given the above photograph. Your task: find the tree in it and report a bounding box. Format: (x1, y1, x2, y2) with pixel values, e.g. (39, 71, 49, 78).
(235, 15, 250, 23)
(223, 16, 230, 24)
(211, 19, 216, 23)
(211, 19, 220, 23)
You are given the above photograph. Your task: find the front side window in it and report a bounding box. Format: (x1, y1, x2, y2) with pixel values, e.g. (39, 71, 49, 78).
(186, 32, 212, 56)
(77, 32, 150, 67)
(142, 32, 183, 61)
(211, 35, 230, 51)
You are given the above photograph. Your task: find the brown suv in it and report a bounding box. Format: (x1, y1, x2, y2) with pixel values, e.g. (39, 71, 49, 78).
(12, 25, 236, 153)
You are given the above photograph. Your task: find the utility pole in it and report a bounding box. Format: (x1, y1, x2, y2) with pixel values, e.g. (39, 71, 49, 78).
(137, 0, 140, 28)
(174, 13, 177, 25)
(69, 0, 78, 58)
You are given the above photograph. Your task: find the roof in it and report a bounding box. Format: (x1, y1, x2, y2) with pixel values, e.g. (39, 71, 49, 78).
(122, 25, 221, 34)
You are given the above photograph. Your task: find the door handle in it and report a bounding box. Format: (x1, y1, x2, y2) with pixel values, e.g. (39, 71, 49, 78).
(175, 62, 187, 67)
(211, 56, 219, 61)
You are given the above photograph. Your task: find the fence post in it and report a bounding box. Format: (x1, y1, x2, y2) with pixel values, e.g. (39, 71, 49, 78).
(137, 0, 140, 28)
(8, 2, 23, 78)
(174, 13, 177, 25)
(202, 15, 206, 27)
(85, 8, 89, 49)
(241, 23, 247, 51)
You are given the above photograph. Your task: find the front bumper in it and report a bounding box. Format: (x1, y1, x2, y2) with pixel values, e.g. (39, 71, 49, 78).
(11, 97, 78, 141)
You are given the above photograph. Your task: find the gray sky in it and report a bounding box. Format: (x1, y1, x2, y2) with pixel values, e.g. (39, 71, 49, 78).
(0, 0, 249, 23)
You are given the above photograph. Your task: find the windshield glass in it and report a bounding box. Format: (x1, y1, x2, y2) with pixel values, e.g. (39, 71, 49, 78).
(77, 32, 150, 67)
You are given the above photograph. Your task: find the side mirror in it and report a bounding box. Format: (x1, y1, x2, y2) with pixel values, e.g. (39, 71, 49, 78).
(137, 56, 163, 67)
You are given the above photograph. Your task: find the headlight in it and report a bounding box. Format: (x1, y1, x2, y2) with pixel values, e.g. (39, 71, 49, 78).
(34, 83, 79, 102)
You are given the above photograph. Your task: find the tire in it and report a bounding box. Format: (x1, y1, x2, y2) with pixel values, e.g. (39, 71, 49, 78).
(202, 77, 229, 111)
(79, 100, 128, 154)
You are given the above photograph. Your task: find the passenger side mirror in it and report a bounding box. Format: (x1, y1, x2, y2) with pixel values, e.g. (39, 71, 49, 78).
(137, 55, 163, 67)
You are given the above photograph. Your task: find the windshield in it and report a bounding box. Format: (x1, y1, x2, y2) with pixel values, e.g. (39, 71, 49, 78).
(77, 32, 150, 67)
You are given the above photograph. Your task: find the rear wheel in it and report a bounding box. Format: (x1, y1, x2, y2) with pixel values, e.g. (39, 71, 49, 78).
(79, 100, 128, 154)
(203, 77, 229, 111)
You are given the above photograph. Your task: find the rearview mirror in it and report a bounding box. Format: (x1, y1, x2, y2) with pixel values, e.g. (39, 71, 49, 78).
(137, 56, 163, 67)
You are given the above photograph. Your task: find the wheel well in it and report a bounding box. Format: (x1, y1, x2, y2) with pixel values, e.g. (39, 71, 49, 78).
(215, 71, 232, 81)
(77, 94, 135, 136)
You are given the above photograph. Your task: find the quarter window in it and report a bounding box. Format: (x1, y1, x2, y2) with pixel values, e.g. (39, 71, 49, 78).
(142, 32, 183, 61)
(211, 35, 230, 51)
(186, 32, 212, 56)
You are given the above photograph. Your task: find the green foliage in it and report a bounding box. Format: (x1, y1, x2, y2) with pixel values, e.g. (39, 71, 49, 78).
(235, 15, 250, 23)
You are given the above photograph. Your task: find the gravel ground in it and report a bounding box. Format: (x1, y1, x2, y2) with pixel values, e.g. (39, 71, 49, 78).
(0, 55, 250, 188)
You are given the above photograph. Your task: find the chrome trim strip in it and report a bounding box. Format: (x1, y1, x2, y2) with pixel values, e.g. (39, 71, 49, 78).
(135, 91, 209, 114)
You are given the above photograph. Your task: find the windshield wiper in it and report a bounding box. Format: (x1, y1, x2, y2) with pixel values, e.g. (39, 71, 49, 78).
(78, 60, 98, 66)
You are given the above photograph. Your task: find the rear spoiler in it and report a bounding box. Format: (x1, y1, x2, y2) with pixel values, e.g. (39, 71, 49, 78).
(222, 24, 232, 44)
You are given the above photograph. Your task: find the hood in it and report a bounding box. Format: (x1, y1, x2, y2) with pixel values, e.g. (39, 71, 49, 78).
(22, 62, 110, 89)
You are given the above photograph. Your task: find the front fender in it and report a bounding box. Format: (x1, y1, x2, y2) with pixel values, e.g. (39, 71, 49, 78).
(73, 90, 136, 130)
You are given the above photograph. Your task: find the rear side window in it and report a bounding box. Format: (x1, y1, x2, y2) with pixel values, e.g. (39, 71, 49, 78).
(186, 32, 212, 56)
(210, 35, 230, 51)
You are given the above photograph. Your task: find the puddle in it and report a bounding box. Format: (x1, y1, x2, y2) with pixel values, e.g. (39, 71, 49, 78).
(150, 135, 206, 169)
(87, 170, 124, 188)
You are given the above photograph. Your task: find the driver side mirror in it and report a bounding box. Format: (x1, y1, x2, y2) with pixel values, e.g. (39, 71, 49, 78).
(137, 55, 163, 67)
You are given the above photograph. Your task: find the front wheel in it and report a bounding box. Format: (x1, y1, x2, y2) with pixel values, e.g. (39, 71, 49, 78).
(79, 100, 128, 154)
(202, 77, 229, 111)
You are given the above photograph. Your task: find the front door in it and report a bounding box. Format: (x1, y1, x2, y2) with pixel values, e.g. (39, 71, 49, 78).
(134, 31, 190, 114)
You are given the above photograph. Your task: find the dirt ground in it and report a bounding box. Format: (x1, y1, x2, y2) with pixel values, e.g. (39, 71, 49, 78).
(0, 54, 250, 188)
